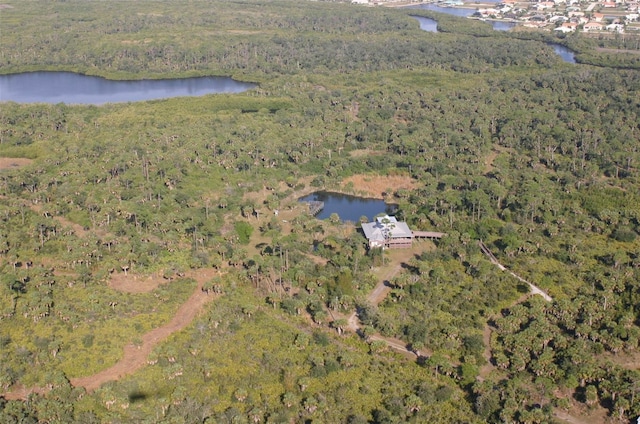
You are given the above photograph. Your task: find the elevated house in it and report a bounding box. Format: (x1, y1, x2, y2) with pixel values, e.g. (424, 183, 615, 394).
(361, 215, 445, 249)
(361, 215, 413, 249)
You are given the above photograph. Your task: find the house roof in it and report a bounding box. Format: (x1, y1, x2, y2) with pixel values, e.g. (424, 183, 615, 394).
(361, 215, 413, 243)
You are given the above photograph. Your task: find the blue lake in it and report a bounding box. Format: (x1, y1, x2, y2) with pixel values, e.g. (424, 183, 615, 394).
(0, 71, 256, 105)
(551, 44, 576, 64)
(299, 192, 397, 223)
(412, 16, 438, 33)
(491, 21, 517, 32)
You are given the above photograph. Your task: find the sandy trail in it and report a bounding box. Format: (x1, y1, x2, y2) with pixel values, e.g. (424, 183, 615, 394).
(3, 268, 219, 400)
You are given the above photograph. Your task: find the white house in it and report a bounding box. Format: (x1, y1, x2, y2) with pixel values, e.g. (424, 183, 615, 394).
(606, 22, 625, 31)
(550, 15, 569, 23)
(584, 21, 604, 31)
(361, 215, 413, 249)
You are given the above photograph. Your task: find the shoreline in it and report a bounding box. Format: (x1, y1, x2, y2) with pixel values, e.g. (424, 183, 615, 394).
(382, 0, 498, 9)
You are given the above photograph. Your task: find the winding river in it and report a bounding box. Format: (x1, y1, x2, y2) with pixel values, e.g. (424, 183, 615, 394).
(410, 7, 577, 63)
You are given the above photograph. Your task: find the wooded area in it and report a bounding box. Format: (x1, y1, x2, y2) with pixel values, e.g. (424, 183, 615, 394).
(0, 0, 639, 422)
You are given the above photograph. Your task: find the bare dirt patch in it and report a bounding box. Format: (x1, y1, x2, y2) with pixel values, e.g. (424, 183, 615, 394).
(602, 350, 640, 370)
(71, 268, 219, 392)
(28, 202, 91, 238)
(554, 403, 610, 424)
(0, 157, 33, 170)
(3, 268, 220, 399)
(341, 173, 419, 199)
(349, 149, 384, 158)
(108, 272, 171, 294)
(484, 149, 499, 173)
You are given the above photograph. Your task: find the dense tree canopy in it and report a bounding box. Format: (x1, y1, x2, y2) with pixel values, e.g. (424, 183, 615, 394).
(1, 0, 639, 422)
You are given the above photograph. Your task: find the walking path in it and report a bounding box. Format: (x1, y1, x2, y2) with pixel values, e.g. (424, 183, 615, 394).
(346, 257, 423, 358)
(2, 268, 220, 400)
(347, 263, 401, 333)
(478, 241, 553, 302)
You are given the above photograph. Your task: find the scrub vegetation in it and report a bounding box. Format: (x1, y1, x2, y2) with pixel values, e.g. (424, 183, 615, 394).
(0, 0, 639, 423)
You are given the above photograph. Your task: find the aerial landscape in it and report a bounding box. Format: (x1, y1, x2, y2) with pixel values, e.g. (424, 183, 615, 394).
(0, 0, 639, 422)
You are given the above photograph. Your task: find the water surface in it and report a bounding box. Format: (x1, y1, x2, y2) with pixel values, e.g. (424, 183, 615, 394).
(551, 44, 576, 64)
(411, 4, 475, 18)
(491, 21, 517, 31)
(299, 192, 397, 223)
(0, 71, 256, 105)
(412, 15, 438, 33)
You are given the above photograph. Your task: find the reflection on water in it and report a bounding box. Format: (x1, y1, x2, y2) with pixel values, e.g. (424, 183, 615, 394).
(491, 21, 517, 31)
(411, 15, 438, 33)
(409, 5, 577, 63)
(0, 71, 256, 105)
(551, 44, 576, 63)
(299, 192, 397, 223)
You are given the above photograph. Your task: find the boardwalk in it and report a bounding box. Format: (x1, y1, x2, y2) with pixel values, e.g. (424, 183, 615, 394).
(304, 201, 324, 216)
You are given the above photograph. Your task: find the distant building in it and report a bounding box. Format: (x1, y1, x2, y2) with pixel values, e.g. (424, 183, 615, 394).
(556, 22, 579, 32)
(583, 21, 604, 31)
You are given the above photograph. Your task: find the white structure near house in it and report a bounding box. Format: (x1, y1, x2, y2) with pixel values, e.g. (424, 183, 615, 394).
(550, 15, 569, 23)
(361, 215, 413, 249)
(556, 22, 579, 31)
(536, 2, 555, 10)
(584, 21, 604, 31)
(606, 22, 625, 31)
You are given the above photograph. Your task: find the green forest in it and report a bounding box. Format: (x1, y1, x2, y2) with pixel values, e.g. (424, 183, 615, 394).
(0, 0, 639, 422)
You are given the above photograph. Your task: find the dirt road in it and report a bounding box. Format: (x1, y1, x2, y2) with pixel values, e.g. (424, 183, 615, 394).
(2, 268, 219, 400)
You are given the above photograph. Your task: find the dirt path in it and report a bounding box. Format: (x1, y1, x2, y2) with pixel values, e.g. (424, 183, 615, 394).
(344, 246, 437, 360)
(478, 323, 497, 379)
(367, 264, 402, 304)
(368, 334, 420, 359)
(2, 268, 220, 400)
(554, 410, 586, 424)
(347, 263, 402, 333)
(479, 241, 553, 302)
(28, 201, 92, 239)
(553, 405, 610, 424)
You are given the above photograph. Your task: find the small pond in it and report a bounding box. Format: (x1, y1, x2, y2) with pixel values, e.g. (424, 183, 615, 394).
(412, 15, 438, 33)
(0, 71, 256, 105)
(299, 192, 397, 223)
(491, 21, 517, 32)
(550, 44, 576, 64)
